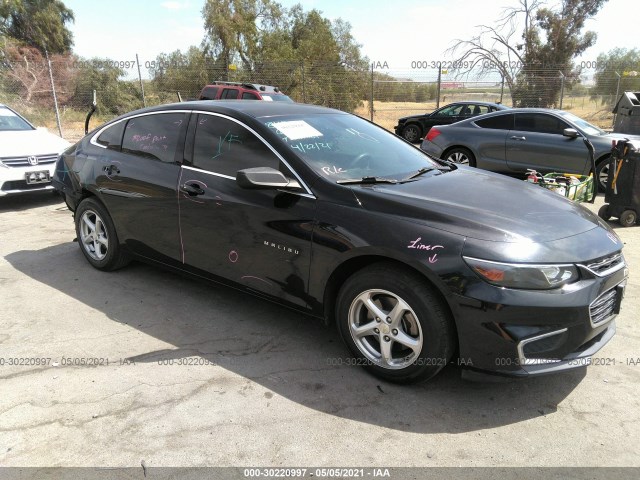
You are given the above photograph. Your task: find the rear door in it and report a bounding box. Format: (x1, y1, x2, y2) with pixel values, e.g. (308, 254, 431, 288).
(93, 111, 188, 263)
(506, 112, 589, 173)
(178, 112, 316, 308)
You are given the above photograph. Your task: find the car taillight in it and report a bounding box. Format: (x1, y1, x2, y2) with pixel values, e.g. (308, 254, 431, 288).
(426, 128, 441, 142)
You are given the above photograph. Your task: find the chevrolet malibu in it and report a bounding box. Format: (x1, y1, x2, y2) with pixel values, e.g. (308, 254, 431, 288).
(0, 104, 71, 196)
(53, 101, 628, 383)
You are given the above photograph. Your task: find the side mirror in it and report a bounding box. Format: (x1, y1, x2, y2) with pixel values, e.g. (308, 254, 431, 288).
(563, 128, 580, 138)
(236, 167, 301, 190)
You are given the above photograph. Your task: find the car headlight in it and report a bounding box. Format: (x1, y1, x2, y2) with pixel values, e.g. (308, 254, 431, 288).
(463, 256, 579, 290)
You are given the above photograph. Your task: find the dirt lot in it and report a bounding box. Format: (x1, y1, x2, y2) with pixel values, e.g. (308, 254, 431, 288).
(0, 191, 639, 469)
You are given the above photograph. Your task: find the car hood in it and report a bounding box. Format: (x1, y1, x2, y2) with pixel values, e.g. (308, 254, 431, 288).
(398, 114, 427, 123)
(350, 167, 602, 243)
(0, 129, 70, 157)
(599, 132, 640, 143)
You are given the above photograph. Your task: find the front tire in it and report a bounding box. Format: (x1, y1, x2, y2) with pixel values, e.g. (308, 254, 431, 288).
(444, 147, 476, 167)
(75, 198, 129, 271)
(336, 263, 455, 384)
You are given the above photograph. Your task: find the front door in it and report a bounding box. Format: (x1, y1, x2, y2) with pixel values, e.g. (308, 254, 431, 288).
(178, 113, 316, 308)
(506, 112, 589, 173)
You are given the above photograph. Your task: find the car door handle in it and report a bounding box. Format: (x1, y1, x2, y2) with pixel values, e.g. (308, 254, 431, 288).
(180, 182, 205, 196)
(103, 164, 120, 175)
(510, 136, 526, 141)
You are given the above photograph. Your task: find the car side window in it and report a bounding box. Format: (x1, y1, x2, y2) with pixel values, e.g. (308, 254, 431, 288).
(192, 114, 280, 177)
(200, 86, 219, 100)
(514, 113, 570, 135)
(96, 121, 125, 150)
(221, 88, 239, 99)
(121, 113, 186, 163)
(471, 105, 489, 115)
(438, 105, 463, 116)
(475, 114, 514, 130)
(242, 92, 259, 100)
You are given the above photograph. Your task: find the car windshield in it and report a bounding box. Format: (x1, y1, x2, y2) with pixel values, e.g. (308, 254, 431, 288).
(0, 106, 34, 131)
(261, 94, 293, 102)
(558, 111, 605, 136)
(262, 113, 440, 181)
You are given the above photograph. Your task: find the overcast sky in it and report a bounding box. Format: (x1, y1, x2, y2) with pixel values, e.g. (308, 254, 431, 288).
(64, 0, 637, 78)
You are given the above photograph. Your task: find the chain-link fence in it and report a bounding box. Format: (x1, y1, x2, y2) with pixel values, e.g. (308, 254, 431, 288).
(1, 53, 639, 142)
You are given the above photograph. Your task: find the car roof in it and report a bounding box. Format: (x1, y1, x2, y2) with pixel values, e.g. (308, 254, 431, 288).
(444, 101, 506, 106)
(124, 100, 346, 119)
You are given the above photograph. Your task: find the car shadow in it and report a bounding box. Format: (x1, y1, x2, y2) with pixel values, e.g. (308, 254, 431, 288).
(5, 243, 587, 434)
(0, 191, 63, 212)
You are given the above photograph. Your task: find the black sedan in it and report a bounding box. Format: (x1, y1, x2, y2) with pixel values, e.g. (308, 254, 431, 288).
(53, 101, 628, 383)
(395, 101, 509, 143)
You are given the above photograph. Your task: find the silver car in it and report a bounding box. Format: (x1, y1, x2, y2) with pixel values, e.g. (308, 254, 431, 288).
(420, 108, 640, 190)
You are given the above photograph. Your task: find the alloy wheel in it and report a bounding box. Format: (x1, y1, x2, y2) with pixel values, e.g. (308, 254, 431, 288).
(348, 289, 423, 369)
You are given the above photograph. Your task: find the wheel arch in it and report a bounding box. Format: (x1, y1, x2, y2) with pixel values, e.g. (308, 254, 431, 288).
(322, 255, 459, 350)
(441, 145, 475, 160)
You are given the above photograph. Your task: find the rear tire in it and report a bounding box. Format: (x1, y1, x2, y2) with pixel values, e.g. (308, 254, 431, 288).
(75, 198, 130, 271)
(401, 124, 422, 143)
(444, 147, 476, 167)
(336, 263, 455, 384)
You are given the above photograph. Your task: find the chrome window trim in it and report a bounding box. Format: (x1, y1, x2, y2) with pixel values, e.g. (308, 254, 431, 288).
(517, 328, 568, 366)
(89, 110, 192, 150)
(190, 111, 315, 198)
(89, 109, 315, 198)
(181, 165, 235, 181)
(180, 165, 315, 199)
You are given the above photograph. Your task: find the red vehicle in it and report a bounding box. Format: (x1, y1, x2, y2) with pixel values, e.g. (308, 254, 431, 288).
(199, 82, 293, 102)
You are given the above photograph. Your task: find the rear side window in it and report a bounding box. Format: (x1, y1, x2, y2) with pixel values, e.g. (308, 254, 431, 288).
(242, 92, 259, 100)
(514, 113, 570, 135)
(475, 114, 514, 130)
(192, 114, 279, 176)
(200, 86, 219, 100)
(122, 113, 186, 163)
(96, 121, 125, 150)
(221, 88, 239, 99)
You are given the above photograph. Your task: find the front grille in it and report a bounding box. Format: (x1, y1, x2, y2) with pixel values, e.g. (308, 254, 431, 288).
(590, 289, 617, 326)
(585, 253, 624, 276)
(0, 154, 58, 167)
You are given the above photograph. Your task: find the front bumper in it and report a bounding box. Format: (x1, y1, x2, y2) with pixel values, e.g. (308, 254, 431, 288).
(452, 255, 628, 377)
(0, 162, 57, 196)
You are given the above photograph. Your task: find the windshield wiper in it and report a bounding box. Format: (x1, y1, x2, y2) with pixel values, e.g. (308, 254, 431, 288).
(401, 165, 451, 182)
(336, 176, 398, 185)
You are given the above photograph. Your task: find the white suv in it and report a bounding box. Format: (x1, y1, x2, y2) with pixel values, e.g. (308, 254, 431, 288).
(0, 104, 71, 196)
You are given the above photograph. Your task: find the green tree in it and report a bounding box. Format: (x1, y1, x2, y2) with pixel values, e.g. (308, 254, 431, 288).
(1, 0, 74, 54)
(71, 58, 141, 115)
(149, 46, 222, 101)
(448, 0, 607, 107)
(591, 48, 640, 102)
(199, 0, 369, 111)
